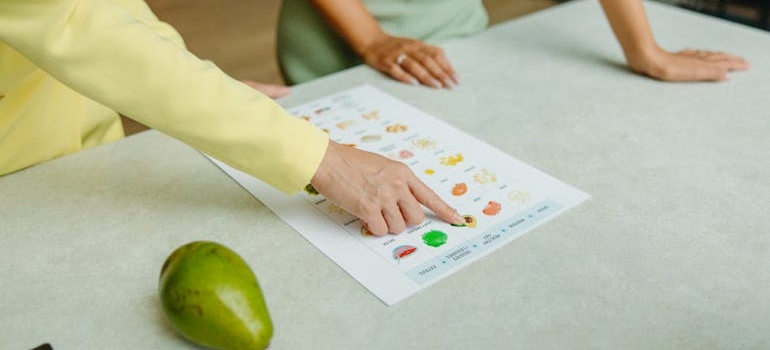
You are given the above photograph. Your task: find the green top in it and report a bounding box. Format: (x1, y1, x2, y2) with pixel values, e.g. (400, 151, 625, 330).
(277, 0, 488, 85)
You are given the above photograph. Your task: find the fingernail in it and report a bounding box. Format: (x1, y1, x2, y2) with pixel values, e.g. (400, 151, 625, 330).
(408, 78, 419, 86)
(442, 79, 454, 89)
(452, 73, 460, 83)
(452, 211, 465, 224)
(430, 78, 442, 89)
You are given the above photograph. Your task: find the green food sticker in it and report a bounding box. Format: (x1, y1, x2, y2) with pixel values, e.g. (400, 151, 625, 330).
(304, 183, 319, 195)
(422, 230, 448, 247)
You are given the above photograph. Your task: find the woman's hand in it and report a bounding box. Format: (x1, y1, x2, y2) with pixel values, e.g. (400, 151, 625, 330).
(307, 0, 457, 89)
(599, 0, 750, 83)
(311, 140, 464, 236)
(628, 47, 749, 82)
(360, 34, 458, 89)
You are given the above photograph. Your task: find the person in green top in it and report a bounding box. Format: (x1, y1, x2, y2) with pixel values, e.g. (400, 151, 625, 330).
(277, 0, 748, 88)
(277, 0, 485, 87)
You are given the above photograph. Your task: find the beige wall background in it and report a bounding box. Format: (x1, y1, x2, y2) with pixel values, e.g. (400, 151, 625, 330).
(125, 0, 559, 134)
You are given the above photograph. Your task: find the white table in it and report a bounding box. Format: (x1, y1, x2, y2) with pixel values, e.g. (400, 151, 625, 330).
(2, 1, 769, 349)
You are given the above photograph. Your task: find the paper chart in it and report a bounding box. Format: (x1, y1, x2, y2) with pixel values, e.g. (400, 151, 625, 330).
(208, 85, 589, 305)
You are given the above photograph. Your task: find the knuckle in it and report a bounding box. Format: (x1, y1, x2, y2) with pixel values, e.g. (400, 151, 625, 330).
(378, 190, 395, 204)
(393, 163, 413, 178)
(358, 201, 380, 218)
(407, 211, 425, 226)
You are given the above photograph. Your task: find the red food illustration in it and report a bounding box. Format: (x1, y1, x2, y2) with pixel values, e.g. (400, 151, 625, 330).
(393, 245, 418, 260)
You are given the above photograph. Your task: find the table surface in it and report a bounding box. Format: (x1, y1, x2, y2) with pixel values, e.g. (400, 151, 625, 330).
(2, 1, 769, 349)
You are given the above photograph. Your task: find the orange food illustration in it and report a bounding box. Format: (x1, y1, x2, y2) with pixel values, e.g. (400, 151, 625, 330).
(386, 123, 408, 133)
(451, 183, 468, 196)
(360, 226, 374, 237)
(482, 201, 502, 216)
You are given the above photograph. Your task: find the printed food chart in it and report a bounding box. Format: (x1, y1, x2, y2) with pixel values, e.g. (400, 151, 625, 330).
(208, 85, 589, 305)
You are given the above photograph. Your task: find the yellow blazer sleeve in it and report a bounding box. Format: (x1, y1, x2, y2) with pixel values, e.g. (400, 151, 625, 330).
(0, 0, 328, 194)
(110, 0, 186, 49)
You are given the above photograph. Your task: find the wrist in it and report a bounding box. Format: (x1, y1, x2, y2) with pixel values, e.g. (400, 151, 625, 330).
(625, 43, 665, 77)
(350, 30, 387, 57)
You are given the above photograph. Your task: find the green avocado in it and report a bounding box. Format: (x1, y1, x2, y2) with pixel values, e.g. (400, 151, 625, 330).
(159, 241, 273, 350)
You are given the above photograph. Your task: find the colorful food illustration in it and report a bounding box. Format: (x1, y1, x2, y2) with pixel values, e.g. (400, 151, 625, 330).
(361, 110, 380, 120)
(392, 245, 418, 260)
(451, 183, 468, 196)
(440, 153, 464, 166)
(508, 190, 531, 204)
(327, 203, 347, 215)
(424, 169, 435, 175)
(482, 201, 502, 216)
(386, 123, 408, 133)
(399, 150, 414, 159)
(304, 183, 319, 195)
(360, 134, 382, 143)
(301, 115, 311, 121)
(473, 168, 497, 184)
(411, 138, 437, 150)
(360, 226, 374, 237)
(361, 111, 380, 120)
(450, 215, 478, 228)
(422, 230, 448, 247)
(335, 120, 356, 130)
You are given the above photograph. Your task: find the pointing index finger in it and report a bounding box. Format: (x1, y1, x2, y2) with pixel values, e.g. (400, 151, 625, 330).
(408, 177, 464, 225)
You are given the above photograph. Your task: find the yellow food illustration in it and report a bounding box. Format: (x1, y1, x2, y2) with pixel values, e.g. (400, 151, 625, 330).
(411, 138, 437, 150)
(361, 110, 380, 120)
(508, 190, 532, 204)
(473, 168, 497, 184)
(440, 153, 464, 166)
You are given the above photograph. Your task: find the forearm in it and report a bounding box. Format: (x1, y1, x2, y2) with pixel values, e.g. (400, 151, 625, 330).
(309, 0, 386, 55)
(598, 0, 749, 82)
(598, 0, 660, 64)
(0, 0, 327, 193)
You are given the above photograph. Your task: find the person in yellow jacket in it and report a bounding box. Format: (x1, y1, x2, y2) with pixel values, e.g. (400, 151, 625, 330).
(0, 0, 464, 235)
